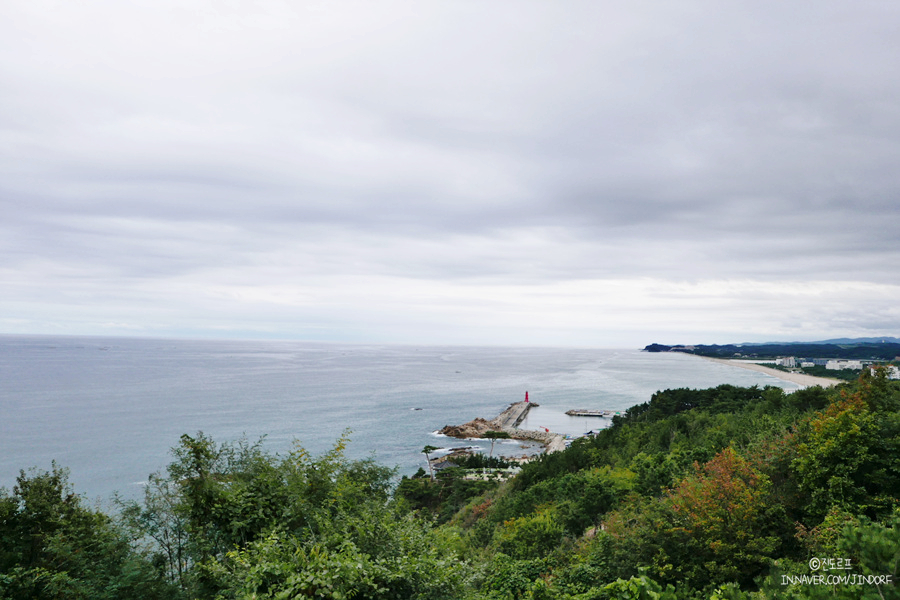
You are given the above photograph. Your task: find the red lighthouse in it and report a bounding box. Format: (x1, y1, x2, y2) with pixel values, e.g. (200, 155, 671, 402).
(525, 391, 529, 403)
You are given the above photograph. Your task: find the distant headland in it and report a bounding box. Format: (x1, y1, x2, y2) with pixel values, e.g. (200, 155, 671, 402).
(643, 338, 900, 361)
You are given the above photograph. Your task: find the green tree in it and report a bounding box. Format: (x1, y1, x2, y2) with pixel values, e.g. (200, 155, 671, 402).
(791, 394, 882, 521)
(211, 507, 473, 600)
(494, 506, 566, 559)
(423, 445, 439, 480)
(118, 472, 191, 592)
(0, 464, 174, 600)
(604, 448, 783, 589)
(124, 432, 465, 599)
(484, 430, 511, 459)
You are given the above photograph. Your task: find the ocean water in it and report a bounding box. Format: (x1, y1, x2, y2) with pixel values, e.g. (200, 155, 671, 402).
(0, 335, 800, 502)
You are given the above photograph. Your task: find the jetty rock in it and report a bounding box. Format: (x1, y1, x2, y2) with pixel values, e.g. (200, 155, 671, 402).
(439, 401, 539, 439)
(440, 401, 537, 438)
(438, 401, 567, 453)
(439, 417, 499, 439)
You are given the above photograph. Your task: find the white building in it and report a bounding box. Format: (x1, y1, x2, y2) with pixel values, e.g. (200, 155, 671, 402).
(826, 360, 864, 370)
(775, 357, 797, 368)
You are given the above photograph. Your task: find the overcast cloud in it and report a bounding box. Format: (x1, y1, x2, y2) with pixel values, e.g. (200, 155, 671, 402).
(2, 0, 899, 346)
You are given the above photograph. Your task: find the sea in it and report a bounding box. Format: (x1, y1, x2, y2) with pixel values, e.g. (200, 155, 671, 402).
(0, 335, 801, 503)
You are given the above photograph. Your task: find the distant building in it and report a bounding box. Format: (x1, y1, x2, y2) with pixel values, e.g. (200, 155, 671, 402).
(775, 357, 796, 368)
(800, 361, 815, 368)
(870, 365, 900, 380)
(826, 360, 864, 370)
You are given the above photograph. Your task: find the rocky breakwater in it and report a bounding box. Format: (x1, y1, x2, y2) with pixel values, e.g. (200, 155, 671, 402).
(438, 401, 567, 454)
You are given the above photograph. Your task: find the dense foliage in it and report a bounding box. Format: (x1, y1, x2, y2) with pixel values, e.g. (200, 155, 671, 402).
(3, 370, 900, 598)
(0, 465, 173, 599)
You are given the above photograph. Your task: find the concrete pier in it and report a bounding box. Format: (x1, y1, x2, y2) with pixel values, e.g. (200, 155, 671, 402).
(495, 401, 534, 429)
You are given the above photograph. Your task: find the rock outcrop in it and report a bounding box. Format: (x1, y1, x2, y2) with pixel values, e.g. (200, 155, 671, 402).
(439, 417, 499, 439)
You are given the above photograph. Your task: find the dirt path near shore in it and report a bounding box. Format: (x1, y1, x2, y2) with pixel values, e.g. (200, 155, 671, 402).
(699, 356, 841, 388)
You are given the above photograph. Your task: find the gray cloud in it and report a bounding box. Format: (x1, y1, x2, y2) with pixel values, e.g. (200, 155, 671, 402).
(1, 0, 899, 344)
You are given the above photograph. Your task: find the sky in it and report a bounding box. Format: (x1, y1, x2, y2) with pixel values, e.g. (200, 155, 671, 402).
(2, 1, 899, 348)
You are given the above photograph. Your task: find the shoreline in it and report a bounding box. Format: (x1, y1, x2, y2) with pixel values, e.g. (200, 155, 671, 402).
(698, 356, 842, 388)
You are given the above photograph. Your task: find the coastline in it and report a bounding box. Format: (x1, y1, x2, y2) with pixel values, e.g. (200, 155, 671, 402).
(698, 356, 842, 388)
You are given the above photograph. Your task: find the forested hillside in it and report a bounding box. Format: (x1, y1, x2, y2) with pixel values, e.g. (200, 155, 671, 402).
(3, 369, 899, 599)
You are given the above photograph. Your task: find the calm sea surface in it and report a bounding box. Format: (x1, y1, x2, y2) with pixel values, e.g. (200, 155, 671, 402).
(0, 336, 800, 502)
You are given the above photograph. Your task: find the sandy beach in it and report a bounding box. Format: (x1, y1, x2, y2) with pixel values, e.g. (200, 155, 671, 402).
(699, 356, 842, 388)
